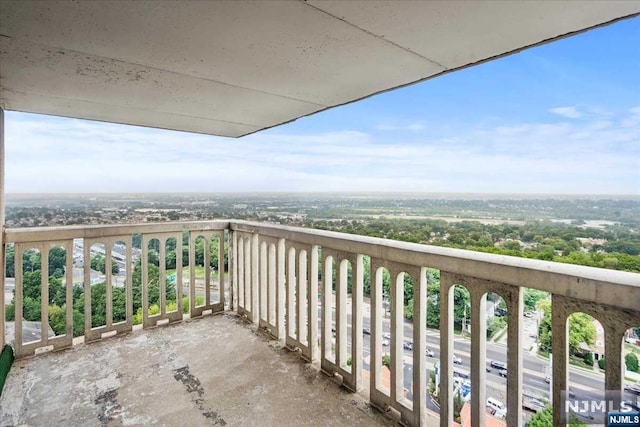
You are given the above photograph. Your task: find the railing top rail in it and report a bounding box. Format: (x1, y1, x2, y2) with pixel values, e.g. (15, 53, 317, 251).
(4, 220, 230, 243)
(3, 219, 638, 311)
(231, 220, 640, 311)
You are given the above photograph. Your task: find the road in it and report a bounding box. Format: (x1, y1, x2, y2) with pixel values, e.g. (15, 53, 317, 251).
(308, 296, 638, 420)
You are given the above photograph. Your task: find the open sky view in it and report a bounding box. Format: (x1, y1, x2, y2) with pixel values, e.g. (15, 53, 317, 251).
(5, 16, 639, 195)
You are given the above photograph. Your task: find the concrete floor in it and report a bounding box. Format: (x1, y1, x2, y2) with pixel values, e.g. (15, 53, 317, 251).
(0, 313, 396, 427)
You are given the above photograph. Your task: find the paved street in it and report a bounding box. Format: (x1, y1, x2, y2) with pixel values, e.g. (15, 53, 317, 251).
(312, 294, 638, 419)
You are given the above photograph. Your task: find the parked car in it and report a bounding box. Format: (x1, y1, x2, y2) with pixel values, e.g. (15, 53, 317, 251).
(383, 332, 391, 339)
(499, 369, 508, 378)
(403, 341, 413, 350)
(523, 398, 546, 413)
(487, 397, 507, 418)
(544, 375, 551, 384)
(524, 311, 533, 318)
(363, 327, 371, 335)
(453, 355, 462, 365)
(381, 339, 390, 346)
(425, 348, 435, 357)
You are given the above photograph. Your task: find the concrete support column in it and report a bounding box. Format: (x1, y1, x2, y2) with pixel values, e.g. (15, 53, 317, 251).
(470, 290, 487, 427)
(506, 285, 524, 427)
(0, 107, 4, 348)
(551, 295, 569, 427)
(369, 259, 382, 403)
(604, 323, 624, 393)
(251, 233, 259, 324)
(439, 272, 455, 427)
(349, 254, 363, 390)
(276, 239, 285, 339)
(307, 245, 318, 361)
(411, 267, 427, 426)
(230, 229, 237, 311)
(390, 271, 403, 403)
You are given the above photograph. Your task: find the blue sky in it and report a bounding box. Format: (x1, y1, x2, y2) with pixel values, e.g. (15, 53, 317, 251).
(5, 17, 640, 195)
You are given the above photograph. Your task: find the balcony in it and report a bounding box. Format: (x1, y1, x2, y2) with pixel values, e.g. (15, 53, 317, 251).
(1, 220, 638, 426)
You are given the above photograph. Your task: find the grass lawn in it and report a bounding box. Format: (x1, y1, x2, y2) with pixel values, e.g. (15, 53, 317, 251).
(568, 357, 594, 370)
(625, 343, 640, 355)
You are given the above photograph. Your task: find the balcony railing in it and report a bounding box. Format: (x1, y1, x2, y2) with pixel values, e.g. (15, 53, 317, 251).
(2, 220, 639, 426)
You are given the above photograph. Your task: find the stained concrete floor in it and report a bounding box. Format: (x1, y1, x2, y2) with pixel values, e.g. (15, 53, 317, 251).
(0, 313, 396, 427)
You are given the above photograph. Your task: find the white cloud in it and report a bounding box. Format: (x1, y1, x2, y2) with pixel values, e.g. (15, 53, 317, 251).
(549, 106, 582, 119)
(376, 121, 426, 131)
(4, 109, 639, 194)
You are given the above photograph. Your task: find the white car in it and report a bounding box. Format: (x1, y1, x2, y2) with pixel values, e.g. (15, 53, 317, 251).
(383, 333, 391, 339)
(453, 355, 462, 365)
(624, 384, 640, 395)
(425, 348, 435, 357)
(382, 339, 390, 346)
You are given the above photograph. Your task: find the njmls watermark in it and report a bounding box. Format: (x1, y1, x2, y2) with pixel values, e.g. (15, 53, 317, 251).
(562, 390, 640, 425)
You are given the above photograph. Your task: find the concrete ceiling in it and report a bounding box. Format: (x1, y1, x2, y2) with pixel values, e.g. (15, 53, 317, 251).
(1, 1, 638, 137)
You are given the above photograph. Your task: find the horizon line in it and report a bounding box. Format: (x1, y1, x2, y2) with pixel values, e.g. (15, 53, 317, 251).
(5, 191, 640, 199)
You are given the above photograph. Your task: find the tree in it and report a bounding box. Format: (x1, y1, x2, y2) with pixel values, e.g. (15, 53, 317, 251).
(71, 308, 84, 337)
(626, 353, 639, 373)
(23, 270, 43, 300)
(537, 299, 553, 354)
(5, 244, 15, 277)
(403, 273, 414, 306)
(537, 302, 596, 356)
(48, 304, 66, 336)
(568, 313, 596, 356)
(130, 258, 175, 314)
(382, 354, 391, 369)
(528, 406, 586, 427)
(527, 406, 552, 426)
(48, 276, 66, 306)
(90, 282, 107, 328)
(584, 352, 594, 366)
(453, 390, 465, 423)
(524, 288, 548, 311)
(90, 254, 119, 274)
(487, 316, 506, 339)
(418, 282, 470, 330)
(426, 283, 441, 328)
(403, 298, 414, 319)
(22, 296, 42, 321)
(47, 246, 67, 278)
(192, 237, 228, 270)
(22, 249, 41, 273)
(452, 285, 471, 331)
(503, 240, 521, 251)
